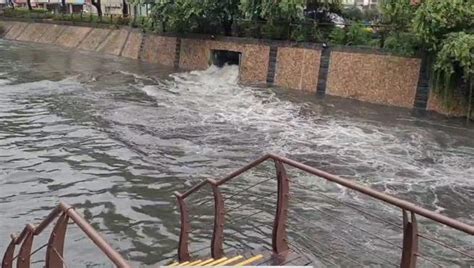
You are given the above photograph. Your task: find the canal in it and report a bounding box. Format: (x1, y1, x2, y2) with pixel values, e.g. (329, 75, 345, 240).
(0, 39, 473, 267)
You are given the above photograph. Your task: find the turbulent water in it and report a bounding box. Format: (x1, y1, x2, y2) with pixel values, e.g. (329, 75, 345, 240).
(0, 39, 473, 267)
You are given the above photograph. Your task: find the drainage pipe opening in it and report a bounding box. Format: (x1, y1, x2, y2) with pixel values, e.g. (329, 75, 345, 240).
(211, 50, 241, 67)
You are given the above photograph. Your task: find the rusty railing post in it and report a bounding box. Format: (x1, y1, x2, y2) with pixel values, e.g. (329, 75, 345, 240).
(1, 237, 16, 268)
(175, 192, 191, 262)
(272, 159, 290, 259)
(17, 225, 35, 268)
(46, 213, 69, 267)
(401, 210, 418, 268)
(208, 179, 225, 259)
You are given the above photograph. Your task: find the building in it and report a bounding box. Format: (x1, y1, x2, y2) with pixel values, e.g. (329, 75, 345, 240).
(343, 0, 378, 9)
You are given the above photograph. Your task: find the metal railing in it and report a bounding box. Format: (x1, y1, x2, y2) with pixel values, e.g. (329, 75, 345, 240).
(1, 202, 130, 268)
(174, 153, 474, 266)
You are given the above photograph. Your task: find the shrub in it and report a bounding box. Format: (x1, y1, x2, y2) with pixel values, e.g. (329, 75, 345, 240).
(330, 23, 376, 46)
(383, 32, 421, 56)
(3, 7, 52, 19)
(0, 23, 4, 36)
(290, 20, 324, 42)
(329, 27, 346, 44)
(261, 22, 290, 40)
(342, 6, 363, 21)
(233, 19, 262, 38)
(363, 8, 380, 22)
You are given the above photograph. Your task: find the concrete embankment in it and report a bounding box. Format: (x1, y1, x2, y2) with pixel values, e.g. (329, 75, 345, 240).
(0, 19, 466, 117)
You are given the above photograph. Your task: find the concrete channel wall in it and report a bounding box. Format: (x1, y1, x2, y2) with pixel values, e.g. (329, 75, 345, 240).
(0, 20, 463, 117)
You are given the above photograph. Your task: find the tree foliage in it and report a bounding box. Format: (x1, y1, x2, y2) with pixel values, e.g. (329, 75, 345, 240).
(413, 0, 474, 51)
(330, 23, 375, 46)
(432, 32, 474, 112)
(412, 0, 474, 118)
(379, 0, 420, 56)
(380, 0, 416, 32)
(239, 0, 305, 23)
(149, 0, 240, 35)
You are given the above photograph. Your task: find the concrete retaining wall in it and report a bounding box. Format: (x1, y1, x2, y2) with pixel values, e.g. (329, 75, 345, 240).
(179, 39, 270, 85)
(97, 29, 129, 56)
(326, 51, 421, 108)
(37, 24, 66, 44)
(4, 22, 28, 40)
(427, 91, 468, 117)
(55, 26, 91, 48)
(1, 20, 464, 117)
(78, 28, 111, 51)
(121, 31, 143, 59)
(275, 47, 321, 93)
(142, 35, 177, 66)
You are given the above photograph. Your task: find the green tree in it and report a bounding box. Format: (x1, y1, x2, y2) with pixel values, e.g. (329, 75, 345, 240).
(329, 23, 375, 46)
(91, 0, 102, 17)
(239, 0, 305, 22)
(413, 0, 474, 51)
(380, 0, 416, 32)
(413, 0, 474, 119)
(379, 0, 420, 55)
(342, 6, 363, 21)
(149, 0, 240, 35)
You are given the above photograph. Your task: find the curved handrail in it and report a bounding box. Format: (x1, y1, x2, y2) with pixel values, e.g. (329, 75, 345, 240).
(174, 153, 474, 265)
(268, 153, 474, 235)
(210, 153, 474, 235)
(2, 202, 131, 268)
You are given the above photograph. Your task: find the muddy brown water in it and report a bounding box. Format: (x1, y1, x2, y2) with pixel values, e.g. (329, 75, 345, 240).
(0, 39, 473, 267)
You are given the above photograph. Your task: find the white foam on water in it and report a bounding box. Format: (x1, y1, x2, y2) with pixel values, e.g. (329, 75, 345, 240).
(0, 79, 11, 86)
(139, 65, 474, 205)
(0, 76, 83, 95)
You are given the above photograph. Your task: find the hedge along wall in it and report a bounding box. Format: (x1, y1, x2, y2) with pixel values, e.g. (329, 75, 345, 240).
(0, 19, 465, 117)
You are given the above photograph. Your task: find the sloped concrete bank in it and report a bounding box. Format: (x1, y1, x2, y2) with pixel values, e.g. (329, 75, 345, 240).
(0, 19, 466, 117)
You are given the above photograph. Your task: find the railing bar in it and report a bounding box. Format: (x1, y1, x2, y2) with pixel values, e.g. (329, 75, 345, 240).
(270, 154, 474, 235)
(34, 205, 62, 234)
(292, 196, 402, 249)
(181, 180, 209, 199)
(415, 253, 444, 267)
(189, 245, 209, 255)
(11, 253, 19, 262)
(63, 203, 131, 268)
(52, 247, 70, 268)
(224, 223, 273, 246)
(288, 213, 399, 267)
(217, 155, 272, 186)
(222, 240, 257, 252)
(225, 221, 273, 240)
(418, 233, 474, 259)
(28, 242, 49, 258)
(223, 177, 274, 201)
(226, 209, 268, 222)
(193, 198, 214, 208)
(293, 181, 402, 230)
(12, 226, 29, 245)
(226, 191, 275, 214)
